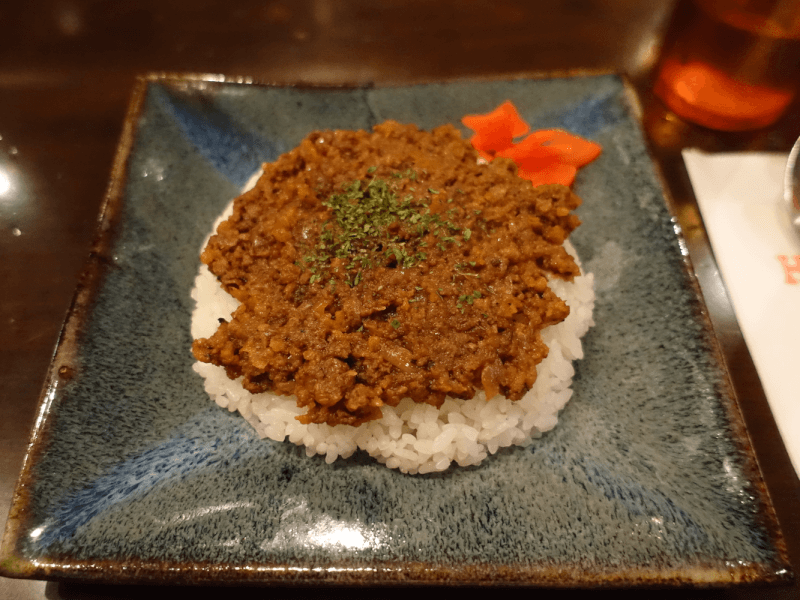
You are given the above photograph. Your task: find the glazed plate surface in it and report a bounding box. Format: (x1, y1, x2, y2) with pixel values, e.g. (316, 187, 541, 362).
(0, 74, 791, 586)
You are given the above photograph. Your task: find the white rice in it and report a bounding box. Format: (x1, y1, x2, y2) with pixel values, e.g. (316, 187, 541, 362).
(190, 176, 595, 474)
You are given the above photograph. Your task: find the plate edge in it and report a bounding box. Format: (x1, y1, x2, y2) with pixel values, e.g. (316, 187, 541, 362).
(0, 74, 152, 580)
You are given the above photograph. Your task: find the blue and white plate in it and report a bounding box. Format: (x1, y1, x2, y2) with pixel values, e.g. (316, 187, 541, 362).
(0, 73, 791, 586)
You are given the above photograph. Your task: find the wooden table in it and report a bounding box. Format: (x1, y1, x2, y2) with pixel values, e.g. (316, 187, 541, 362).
(1, 1, 798, 598)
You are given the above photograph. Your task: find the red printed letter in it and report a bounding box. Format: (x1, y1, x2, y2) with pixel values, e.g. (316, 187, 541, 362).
(777, 255, 800, 284)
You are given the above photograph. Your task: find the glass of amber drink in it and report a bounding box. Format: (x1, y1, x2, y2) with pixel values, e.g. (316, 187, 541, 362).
(655, 0, 800, 131)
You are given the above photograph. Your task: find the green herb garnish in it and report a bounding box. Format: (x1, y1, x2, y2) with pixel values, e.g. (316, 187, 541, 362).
(302, 173, 468, 286)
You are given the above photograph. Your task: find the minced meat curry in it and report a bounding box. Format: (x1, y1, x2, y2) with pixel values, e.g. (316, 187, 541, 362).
(192, 121, 582, 426)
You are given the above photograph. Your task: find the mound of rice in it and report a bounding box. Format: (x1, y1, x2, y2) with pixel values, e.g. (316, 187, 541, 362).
(191, 179, 595, 475)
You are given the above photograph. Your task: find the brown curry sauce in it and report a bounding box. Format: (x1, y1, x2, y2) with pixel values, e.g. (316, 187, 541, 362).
(192, 121, 582, 426)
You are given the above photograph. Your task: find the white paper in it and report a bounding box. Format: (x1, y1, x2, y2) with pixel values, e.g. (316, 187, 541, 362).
(683, 149, 800, 476)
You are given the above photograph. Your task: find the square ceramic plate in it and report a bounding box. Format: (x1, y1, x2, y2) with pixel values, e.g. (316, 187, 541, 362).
(0, 74, 792, 586)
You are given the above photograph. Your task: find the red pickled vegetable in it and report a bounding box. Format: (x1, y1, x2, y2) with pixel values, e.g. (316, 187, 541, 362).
(517, 159, 577, 187)
(495, 131, 560, 163)
(497, 129, 601, 168)
(462, 100, 529, 138)
(462, 100, 530, 158)
(462, 100, 602, 187)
